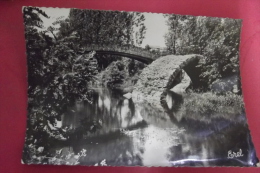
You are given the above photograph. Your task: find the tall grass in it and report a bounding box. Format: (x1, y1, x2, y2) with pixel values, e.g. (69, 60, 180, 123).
(177, 92, 245, 123)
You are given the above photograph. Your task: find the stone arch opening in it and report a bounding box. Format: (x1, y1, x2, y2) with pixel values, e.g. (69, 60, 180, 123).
(160, 55, 205, 113)
(165, 55, 204, 91)
(132, 54, 206, 112)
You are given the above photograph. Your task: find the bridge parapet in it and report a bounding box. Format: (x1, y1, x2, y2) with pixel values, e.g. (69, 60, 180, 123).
(79, 44, 159, 63)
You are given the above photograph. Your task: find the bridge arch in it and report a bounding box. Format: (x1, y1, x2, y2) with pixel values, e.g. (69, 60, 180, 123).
(79, 44, 159, 64)
(165, 54, 204, 91)
(87, 50, 153, 64)
(159, 54, 204, 111)
(132, 54, 205, 108)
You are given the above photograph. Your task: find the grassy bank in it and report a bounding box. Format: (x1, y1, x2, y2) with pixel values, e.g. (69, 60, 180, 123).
(176, 92, 245, 123)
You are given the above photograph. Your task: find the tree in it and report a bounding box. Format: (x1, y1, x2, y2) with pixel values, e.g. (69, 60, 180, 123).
(58, 9, 146, 45)
(54, 9, 147, 69)
(144, 44, 151, 51)
(164, 14, 242, 89)
(23, 7, 52, 90)
(198, 18, 242, 86)
(164, 14, 187, 54)
(47, 26, 58, 41)
(23, 7, 49, 28)
(23, 7, 99, 148)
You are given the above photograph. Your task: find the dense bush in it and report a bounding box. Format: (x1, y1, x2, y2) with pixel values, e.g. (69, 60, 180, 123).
(99, 58, 145, 90)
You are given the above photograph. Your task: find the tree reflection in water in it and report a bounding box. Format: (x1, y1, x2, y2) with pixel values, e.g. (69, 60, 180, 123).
(57, 88, 257, 166)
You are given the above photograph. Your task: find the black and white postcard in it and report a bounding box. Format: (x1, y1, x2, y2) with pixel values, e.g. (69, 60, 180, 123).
(22, 6, 259, 166)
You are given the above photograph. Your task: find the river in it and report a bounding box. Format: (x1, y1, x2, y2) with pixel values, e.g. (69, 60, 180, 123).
(52, 88, 257, 167)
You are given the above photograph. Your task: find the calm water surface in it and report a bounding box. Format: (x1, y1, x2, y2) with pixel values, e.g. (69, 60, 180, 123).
(54, 88, 257, 167)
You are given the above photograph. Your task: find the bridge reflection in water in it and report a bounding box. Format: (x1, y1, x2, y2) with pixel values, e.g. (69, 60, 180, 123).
(54, 88, 257, 167)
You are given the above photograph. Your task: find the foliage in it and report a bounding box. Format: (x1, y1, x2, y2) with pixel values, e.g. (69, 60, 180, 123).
(100, 61, 127, 88)
(99, 58, 145, 89)
(94, 159, 108, 166)
(22, 7, 160, 165)
(177, 92, 244, 123)
(23, 143, 87, 165)
(23, 7, 49, 28)
(61, 9, 146, 46)
(54, 9, 147, 69)
(28, 49, 98, 117)
(24, 47, 96, 163)
(23, 7, 52, 89)
(164, 15, 242, 88)
(144, 44, 151, 51)
(25, 43, 98, 155)
(128, 59, 145, 76)
(164, 14, 188, 54)
(23, 7, 101, 163)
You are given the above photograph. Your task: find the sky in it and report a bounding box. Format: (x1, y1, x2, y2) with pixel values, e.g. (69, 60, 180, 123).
(39, 7, 70, 31)
(38, 7, 168, 48)
(141, 13, 168, 48)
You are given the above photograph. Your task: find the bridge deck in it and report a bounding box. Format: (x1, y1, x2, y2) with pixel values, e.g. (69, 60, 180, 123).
(80, 44, 159, 63)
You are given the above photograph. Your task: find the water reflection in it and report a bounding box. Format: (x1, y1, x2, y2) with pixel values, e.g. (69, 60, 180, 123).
(57, 88, 257, 166)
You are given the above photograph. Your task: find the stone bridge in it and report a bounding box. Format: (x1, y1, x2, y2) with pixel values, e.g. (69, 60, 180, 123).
(79, 44, 160, 64)
(131, 54, 204, 108)
(81, 45, 204, 106)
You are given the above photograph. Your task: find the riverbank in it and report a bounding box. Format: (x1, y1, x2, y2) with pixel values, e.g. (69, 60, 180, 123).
(175, 92, 245, 123)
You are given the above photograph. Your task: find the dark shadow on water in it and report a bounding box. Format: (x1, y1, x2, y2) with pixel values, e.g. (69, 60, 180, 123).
(160, 90, 183, 125)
